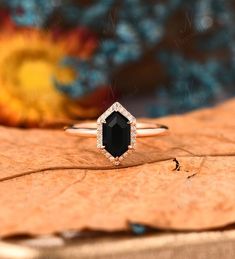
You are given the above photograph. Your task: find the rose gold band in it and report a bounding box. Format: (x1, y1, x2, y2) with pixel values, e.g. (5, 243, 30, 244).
(65, 122, 169, 138)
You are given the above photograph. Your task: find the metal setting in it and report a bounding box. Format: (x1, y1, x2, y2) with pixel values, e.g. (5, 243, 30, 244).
(65, 102, 169, 166)
(97, 102, 136, 166)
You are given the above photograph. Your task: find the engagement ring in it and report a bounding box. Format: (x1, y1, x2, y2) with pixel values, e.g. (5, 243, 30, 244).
(65, 102, 169, 165)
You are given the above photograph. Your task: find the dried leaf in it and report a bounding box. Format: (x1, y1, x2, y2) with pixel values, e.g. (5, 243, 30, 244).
(0, 99, 235, 236)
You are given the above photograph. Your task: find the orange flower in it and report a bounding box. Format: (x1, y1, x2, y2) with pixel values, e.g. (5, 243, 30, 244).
(0, 28, 98, 127)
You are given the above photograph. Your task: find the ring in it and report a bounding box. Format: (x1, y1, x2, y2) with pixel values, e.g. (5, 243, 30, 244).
(65, 102, 169, 165)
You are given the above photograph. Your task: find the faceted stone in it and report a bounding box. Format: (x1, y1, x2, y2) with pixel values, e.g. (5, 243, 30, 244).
(103, 112, 130, 157)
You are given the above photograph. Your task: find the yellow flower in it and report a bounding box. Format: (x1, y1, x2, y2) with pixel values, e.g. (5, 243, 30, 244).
(0, 29, 97, 127)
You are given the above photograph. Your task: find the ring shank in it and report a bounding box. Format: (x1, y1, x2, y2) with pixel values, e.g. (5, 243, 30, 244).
(65, 122, 168, 137)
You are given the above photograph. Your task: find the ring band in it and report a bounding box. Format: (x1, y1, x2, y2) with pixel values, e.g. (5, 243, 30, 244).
(65, 122, 168, 138)
(65, 102, 169, 165)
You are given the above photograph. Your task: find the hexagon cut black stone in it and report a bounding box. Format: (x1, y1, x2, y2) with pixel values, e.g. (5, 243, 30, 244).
(102, 111, 130, 157)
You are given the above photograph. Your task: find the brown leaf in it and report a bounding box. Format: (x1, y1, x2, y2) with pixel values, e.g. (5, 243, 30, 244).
(0, 99, 235, 236)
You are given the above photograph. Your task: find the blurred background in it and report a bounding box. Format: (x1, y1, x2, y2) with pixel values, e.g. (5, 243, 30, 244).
(0, 0, 234, 128)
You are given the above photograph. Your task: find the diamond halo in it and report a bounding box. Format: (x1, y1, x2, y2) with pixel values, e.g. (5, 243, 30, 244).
(97, 102, 136, 166)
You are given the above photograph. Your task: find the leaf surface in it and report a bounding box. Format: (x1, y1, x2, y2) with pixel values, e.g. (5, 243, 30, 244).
(0, 99, 235, 236)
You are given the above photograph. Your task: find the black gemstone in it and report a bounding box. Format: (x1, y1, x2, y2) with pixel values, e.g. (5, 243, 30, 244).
(103, 112, 130, 157)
